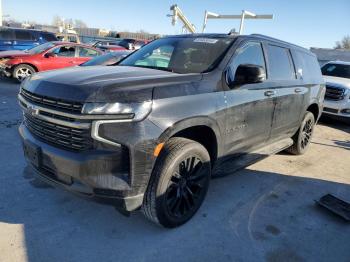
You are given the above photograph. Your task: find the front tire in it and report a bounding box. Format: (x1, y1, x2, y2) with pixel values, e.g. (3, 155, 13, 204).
(13, 64, 36, 82)
(286, 111, 315, 155)
(142, 137, 211, 228)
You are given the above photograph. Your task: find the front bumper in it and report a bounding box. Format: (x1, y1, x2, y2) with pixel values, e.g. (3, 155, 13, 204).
(0, 64, 11, 77)
(19, 123, 146, 211)
(323, 98, 350, 119)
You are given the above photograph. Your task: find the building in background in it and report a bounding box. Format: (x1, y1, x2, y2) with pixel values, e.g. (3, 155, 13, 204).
(310, 47, 350, 66)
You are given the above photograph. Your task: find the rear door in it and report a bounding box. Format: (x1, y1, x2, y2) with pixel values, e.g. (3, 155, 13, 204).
(41, 45, 78, 71)
(224, 41, 276, 154)
(14, 30, 38, 50)
(264, 43, 305, 140)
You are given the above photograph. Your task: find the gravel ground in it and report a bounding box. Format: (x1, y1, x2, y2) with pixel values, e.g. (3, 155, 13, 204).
(0, 78, 349, 262)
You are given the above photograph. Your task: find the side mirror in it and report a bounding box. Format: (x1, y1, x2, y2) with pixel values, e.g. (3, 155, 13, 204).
(226, 64, 266, 88)
(44, 52, 56, 58)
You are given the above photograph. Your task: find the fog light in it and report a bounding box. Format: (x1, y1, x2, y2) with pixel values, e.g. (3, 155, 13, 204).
(341, 109, 350, 114)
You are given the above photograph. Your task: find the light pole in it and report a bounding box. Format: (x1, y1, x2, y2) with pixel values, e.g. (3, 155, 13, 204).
(0, 0, 3, 26)
(202, 9, 273, 34)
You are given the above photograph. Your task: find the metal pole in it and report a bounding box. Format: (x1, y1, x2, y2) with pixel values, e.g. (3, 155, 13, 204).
(238, 10, 245, 34)
(0, 0, 3, 27)
(202, 10, 208, 33)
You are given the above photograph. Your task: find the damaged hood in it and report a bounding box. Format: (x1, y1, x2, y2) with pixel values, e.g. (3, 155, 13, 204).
(22, 65, 202, 103)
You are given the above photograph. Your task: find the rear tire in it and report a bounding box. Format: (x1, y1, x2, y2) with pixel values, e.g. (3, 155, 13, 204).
(142, 137, 211, 228)
(13, 64, 36, 82)
(286, 111, 315, 155)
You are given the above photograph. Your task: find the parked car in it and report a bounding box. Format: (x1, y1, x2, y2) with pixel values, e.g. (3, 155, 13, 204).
(321, 61, 350, 122)
(92, 39, 122, 49)
(0, 41, 102, 81)
(18, 34, 324, 228)
(104, 38, 148, 51)
(0, 27, 57, 51)
(80, 50, 131, 66)
(97, 44, 127, 52)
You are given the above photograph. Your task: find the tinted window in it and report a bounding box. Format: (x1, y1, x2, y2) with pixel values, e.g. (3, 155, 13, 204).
(321, 63, 350, 79)
(230, 41, 266, 76)
(0, 29, 13, 40)
(52, 46, 76, 57)
(120, 37, 233, 74)
(41, 32, 57, 42)
(267, 45, 295, 80)
(294, 51, 322, 81)
(15, 30, 35, 41)
(78, 47, 100, 57)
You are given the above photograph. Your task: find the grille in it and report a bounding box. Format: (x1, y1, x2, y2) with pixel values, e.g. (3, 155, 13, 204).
(325, 85, 346, 101)
(24, 113, 93, 151)
(21, 88, 83, 113)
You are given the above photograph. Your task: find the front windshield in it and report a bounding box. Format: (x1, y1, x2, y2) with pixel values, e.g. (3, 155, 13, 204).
(119, 37, 234, 74)
(27, 42, 55, 54)
(321, 63, 350, 79)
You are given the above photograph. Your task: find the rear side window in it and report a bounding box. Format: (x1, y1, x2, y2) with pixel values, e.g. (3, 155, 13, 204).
(0, 29, 13, 40)
(78, 47, 100, 57)
(267, 45, 295, 80)
(294, 50, 322, 81)
(14, 30, 36, 41)
(41, 32, 57, 42)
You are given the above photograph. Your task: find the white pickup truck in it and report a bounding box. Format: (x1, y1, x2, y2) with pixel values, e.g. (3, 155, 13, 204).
(321, 61, 350, 122)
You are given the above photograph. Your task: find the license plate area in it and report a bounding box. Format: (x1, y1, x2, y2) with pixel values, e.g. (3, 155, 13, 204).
(23, 141, 41, 168)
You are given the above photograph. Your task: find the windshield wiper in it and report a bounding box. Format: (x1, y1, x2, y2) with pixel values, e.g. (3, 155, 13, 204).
(131, 65, 177, 73)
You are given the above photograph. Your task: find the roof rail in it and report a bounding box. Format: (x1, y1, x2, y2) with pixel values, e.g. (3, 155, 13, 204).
(250, 33, 308, 51)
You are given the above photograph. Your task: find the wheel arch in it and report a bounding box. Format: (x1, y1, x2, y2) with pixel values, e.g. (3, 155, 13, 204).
(157, 117, 223, 166)
(14, 63, 39, 72)
(306, 103, 320, 121)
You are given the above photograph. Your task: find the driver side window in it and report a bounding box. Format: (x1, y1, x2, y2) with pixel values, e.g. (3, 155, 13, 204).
(229, 42, 266, 77)
(52, 46, 76, 57)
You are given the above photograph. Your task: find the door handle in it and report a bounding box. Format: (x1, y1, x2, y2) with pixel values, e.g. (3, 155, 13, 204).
(295, 88, 302, 93)
(264, 90, 276, 97)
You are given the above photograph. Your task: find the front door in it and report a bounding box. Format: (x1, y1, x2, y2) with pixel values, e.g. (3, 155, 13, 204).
(41, 45, 78, 71)
(224, 41, 276, 154)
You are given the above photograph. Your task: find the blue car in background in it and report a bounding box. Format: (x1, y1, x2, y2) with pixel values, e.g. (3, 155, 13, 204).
(0, 27, 58, 51)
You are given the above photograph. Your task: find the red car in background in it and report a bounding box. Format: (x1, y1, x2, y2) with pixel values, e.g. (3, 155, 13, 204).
(0, 42, 103, 81)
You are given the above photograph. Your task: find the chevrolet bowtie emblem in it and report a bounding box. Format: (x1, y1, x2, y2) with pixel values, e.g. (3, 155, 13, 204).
(27, 105, 39, 116)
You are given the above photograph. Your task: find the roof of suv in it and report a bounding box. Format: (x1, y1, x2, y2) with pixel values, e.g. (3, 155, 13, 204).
(0, 27, 55, 33)
(165, 33, 310, 53)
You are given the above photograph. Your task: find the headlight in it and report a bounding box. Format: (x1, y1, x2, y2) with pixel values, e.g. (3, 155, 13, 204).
(0, 58, 9, 65)
(82, 101, 152, 121)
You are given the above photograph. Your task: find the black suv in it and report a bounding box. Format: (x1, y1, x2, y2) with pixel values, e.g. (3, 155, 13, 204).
(18, 34, 324, 228)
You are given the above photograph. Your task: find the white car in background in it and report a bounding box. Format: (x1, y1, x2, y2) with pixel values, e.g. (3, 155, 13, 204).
(321, 61, 350, 122)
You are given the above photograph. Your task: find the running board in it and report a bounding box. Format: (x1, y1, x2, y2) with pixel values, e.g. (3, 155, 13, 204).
(213, 138, 293, 177)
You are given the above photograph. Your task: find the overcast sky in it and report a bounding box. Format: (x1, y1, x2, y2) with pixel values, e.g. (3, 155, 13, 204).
(3, 0, 350, 48)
